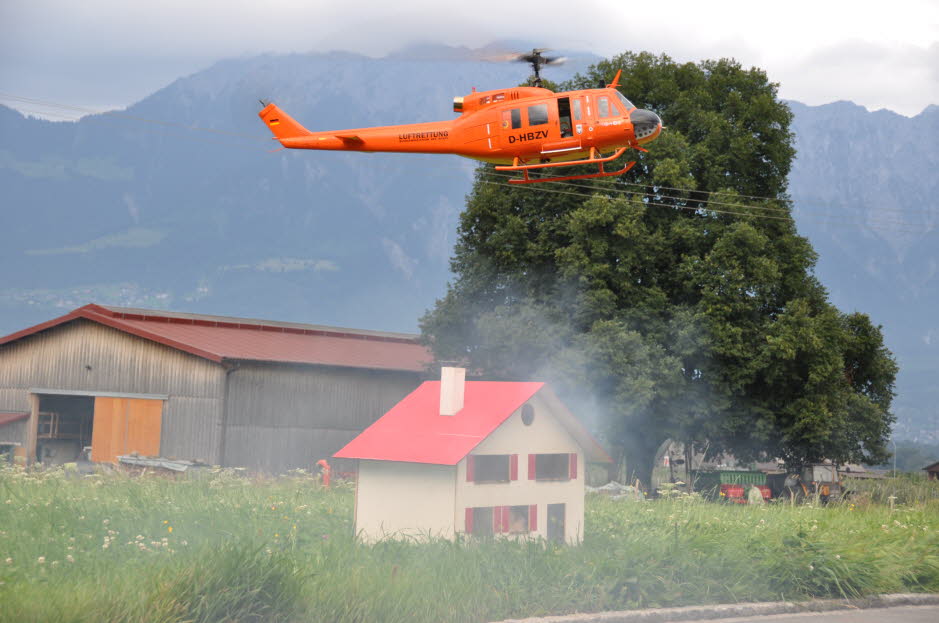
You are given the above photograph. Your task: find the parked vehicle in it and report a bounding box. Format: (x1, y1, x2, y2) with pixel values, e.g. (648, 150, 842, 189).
(766, 464, 846, 503)
(693, 464, 847, 504)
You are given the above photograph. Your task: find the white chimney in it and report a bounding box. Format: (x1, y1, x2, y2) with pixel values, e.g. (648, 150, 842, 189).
(439, 367, 466, 416)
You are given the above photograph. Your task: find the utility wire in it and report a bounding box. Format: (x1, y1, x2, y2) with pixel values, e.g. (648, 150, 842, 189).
(478, 179, 932, 234)
(477, 169, 933, 230)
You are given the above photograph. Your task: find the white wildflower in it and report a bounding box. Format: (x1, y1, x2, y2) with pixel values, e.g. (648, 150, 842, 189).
(37, 556, 46, 564)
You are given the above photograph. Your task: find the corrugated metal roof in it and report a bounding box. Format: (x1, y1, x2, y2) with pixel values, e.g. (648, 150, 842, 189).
(334, 381, 543, 464)
(0, 304, 430, 372)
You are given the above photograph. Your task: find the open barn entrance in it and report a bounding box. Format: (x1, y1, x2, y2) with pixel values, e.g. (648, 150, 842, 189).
(32, 392, 163, 465)
(36, 394, 94, 465)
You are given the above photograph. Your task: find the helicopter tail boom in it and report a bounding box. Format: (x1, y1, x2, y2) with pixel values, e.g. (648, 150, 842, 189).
(259, 102, 313, 144)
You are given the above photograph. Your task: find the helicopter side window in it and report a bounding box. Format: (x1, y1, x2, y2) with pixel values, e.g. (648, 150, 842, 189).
(527, 104, 548, 126)
(598, 97, 610, 118)
(510, 108, 522, 129)
(615, 91, 635, 110)
(572, 99, 582, 121)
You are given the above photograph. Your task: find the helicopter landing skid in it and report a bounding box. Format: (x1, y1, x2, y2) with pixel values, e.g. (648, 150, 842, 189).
(496, 147, 636, 185)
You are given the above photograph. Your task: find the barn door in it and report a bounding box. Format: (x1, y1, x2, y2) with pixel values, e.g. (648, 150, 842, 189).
(90, 397, 162, 463)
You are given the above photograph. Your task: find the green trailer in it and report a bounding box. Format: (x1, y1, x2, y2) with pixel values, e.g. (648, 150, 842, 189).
(691, 470, 766, 499)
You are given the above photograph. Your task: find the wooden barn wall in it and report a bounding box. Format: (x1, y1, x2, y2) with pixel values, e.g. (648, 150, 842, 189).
(224, 363, 422, 473)
(0, 419, 26, 445)
(0, 319, 226, 463)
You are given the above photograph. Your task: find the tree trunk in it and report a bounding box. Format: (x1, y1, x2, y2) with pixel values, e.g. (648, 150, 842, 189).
(620, 432, 662, 493)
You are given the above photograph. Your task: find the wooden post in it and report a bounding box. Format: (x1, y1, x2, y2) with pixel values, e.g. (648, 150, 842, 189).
(26, 394, 40, 465)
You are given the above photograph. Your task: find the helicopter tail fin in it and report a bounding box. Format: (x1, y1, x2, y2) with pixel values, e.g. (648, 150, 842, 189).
(258, 102, 312, 143)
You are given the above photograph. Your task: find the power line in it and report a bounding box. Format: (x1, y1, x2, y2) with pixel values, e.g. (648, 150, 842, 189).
(477, 179, 931, 234)
(477, 169, 934, 231)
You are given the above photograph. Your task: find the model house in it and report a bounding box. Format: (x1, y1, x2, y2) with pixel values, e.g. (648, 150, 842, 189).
(334, 367, 610, 544)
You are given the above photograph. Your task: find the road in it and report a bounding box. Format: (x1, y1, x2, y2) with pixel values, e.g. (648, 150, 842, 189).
(673, 605, 939, 622)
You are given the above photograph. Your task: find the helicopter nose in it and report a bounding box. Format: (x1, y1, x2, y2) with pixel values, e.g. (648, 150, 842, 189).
(630, 108, 662, 143)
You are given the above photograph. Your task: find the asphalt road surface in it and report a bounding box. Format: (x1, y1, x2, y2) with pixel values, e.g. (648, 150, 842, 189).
(673, 605, 939, 622)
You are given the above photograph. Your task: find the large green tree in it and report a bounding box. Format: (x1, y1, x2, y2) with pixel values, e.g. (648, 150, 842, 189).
(421, 52, 897, 486)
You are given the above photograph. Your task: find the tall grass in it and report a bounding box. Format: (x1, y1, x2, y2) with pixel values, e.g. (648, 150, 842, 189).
(1, 465, 937, 622)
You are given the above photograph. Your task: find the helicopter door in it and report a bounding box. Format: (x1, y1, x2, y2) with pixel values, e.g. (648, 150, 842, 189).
(558, 97, 573, 138)
(572, 97, 584, 135)
(580, 95, 598, 146)
(540, 97, 582, 158)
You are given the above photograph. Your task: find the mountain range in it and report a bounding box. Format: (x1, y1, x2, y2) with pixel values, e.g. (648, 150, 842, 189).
(0, 47, 935, 441)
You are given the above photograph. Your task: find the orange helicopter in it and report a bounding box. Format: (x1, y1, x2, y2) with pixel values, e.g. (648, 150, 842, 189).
(258, 49, 662, 184)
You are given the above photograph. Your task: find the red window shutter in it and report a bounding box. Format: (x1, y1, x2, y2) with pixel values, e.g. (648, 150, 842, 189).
(466, 455, 475, 482)
(529, 504, 537, 531)
(510, 454, 518, 481)
(465, 508, 473, 534)
(502, 506, 510, 533)
(492, 506, 501, 533)
(569, 453, 578, 480)
(528, 454, 536, 480)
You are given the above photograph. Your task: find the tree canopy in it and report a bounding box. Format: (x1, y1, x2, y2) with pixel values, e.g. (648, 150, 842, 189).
(420, 52, 897, 485)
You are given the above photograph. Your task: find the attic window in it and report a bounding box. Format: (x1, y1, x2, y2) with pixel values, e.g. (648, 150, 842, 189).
(521, 404, 535, 426)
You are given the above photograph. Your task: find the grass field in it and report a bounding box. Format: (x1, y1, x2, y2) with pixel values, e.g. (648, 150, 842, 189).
(1, 465, 937, 623)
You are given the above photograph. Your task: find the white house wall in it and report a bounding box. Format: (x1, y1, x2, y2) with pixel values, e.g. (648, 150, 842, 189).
(355, 459, 456, 542)
(454, 392, 585, 544)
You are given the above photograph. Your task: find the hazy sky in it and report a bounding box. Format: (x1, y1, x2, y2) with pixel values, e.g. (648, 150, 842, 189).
(1, 0, 937, 117)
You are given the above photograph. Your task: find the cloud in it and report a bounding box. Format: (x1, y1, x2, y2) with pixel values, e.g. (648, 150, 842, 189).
(220, 258, 339, 273)
(25, 227, 166, 256)
(382, 238, 417, 280)
(774, 39, 939, 116)
(1, 1, 936, 115)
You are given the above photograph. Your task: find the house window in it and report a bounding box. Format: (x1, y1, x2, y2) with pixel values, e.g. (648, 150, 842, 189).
(466, 505, 537, 535)
(527, 104, 549, 126)
(467, 507, 493, 537)
(508, 505, 529, 533)
(529, 453, 577, 481)
(467, 454, 518, 483)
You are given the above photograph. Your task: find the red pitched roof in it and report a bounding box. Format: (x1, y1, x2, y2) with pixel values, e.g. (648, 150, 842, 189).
(334, 381, 611, 465)
(0, 304, 430, 372)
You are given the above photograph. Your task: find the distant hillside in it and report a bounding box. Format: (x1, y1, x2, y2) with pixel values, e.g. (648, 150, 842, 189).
(788, 101, 939, 442)
(0, 48, 935, 439)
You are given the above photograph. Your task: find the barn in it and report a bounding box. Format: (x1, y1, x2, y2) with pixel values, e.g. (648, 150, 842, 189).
(0, 304, 430, 472)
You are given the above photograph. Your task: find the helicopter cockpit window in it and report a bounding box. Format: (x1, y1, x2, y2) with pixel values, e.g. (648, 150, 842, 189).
(527, 104, 548, 126)
(615, 92, 634, 111)
(598, 97, 611, 118)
